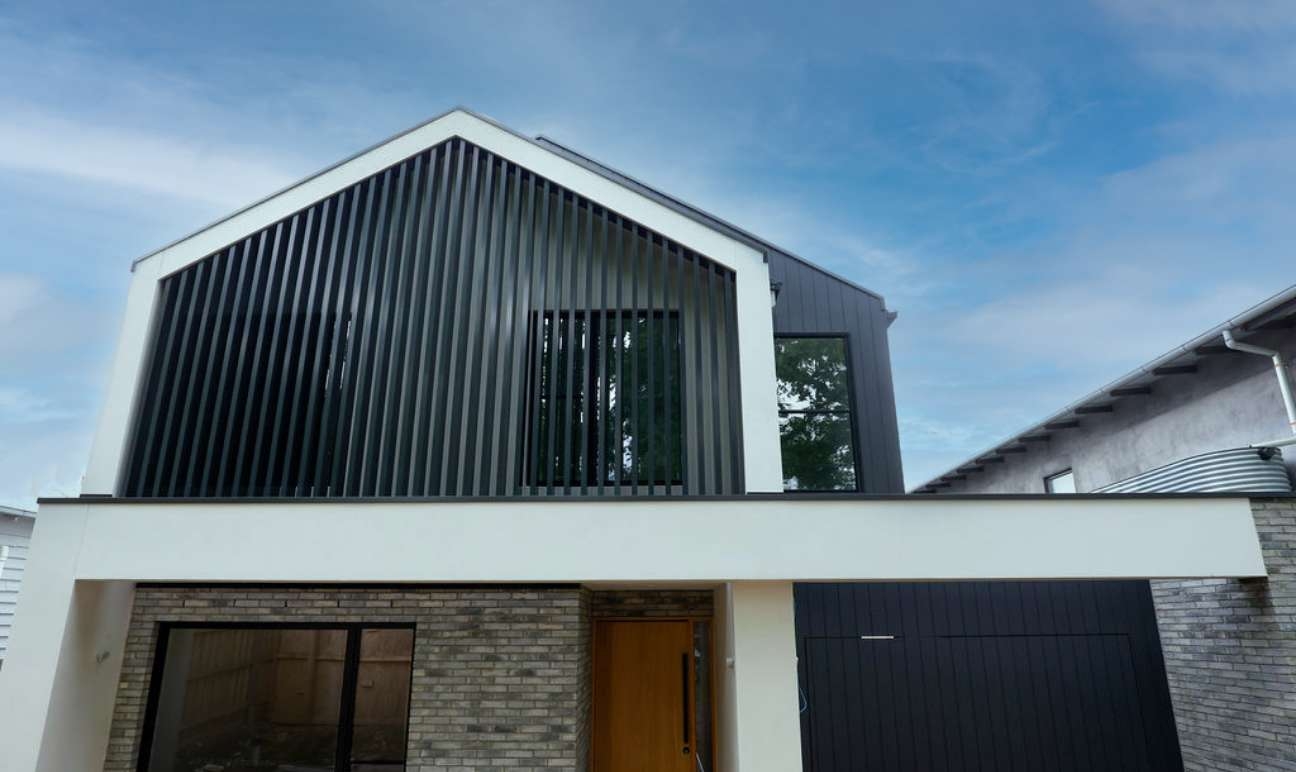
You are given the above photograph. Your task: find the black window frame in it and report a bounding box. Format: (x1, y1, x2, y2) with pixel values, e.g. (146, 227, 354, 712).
(1044, 468, 1077, 494)
(136, 621, 417, 772)
(774, 333, 862, 493)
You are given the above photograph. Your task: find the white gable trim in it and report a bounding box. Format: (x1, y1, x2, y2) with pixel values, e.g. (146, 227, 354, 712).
(83, 109, 782, 494)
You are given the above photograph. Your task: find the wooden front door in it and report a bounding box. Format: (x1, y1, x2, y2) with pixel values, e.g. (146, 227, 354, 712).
(592, 620, 695, 772)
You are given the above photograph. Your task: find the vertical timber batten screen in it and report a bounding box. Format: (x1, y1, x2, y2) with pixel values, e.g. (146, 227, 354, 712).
(122, 138, 744, 498)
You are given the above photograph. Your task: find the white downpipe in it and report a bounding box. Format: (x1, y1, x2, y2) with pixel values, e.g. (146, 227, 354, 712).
(1222, 329, 1296, 443)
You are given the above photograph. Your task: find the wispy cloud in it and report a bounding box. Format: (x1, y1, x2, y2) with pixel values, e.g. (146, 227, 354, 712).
(0, 107, 300, 209)
(1097, 0, 1296, 94)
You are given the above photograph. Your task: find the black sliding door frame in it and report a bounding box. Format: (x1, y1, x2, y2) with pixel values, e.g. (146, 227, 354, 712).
(136, 621, 416, 772)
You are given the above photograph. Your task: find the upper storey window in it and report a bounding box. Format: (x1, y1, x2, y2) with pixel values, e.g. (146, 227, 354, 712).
(527, 310, 683, 492)
(775, 336, 859, 491)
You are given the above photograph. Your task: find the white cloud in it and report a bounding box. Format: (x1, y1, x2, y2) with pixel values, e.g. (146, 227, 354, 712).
(1097, 0, 1296, 94)
(0, 107, 301, 209)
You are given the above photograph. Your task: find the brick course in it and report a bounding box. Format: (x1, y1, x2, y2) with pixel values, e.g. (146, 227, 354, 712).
(589, 589, 714, 619)
(104, 586, 590, 772)
(1152, 497, 1296, 771)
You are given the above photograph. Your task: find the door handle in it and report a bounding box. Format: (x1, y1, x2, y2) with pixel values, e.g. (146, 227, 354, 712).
(681, 652, 691, 754)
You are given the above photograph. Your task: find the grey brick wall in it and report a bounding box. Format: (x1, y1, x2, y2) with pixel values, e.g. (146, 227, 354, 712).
(590, 589, 714, 618)
(1152, 497, 1296, 771)
(105, 586, 590, 772)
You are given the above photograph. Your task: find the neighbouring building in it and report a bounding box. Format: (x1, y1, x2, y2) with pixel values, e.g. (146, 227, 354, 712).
(912, 286, 1296, 496)
(0, 108, 1280, 772)
(0, 505, 36, 668)
(915, 288, 1296, 771)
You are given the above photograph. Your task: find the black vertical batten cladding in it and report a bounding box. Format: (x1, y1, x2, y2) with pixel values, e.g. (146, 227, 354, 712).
(769, 252, 904, 493)
(123, 138, 743, 497)
(795, 582, 1183, 772)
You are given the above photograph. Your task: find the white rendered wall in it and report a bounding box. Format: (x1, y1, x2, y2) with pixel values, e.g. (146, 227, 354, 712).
(0, 508, 134, 772)
(40, 496, 1267, 584)
(0, 495, 1268, 771)
(80, 109, 783, 496)
(726, 582, 802, 772)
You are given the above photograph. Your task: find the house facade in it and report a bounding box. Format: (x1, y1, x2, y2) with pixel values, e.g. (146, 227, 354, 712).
(915, 289, 1296, 770)
(0, 109, 1275, 772)
(0, 505, 36, 667)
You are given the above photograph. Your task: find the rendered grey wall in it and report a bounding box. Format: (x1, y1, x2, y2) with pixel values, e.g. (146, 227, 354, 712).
(768, 254, 905, 493)
(936, 329, 1296, 494)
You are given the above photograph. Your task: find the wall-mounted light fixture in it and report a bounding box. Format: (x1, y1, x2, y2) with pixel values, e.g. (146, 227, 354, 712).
(769, 281, 783, 309)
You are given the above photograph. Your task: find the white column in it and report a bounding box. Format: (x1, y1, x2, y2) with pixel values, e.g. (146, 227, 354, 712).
(82, 259, 162, 495)
(733, 258, 783, 492)
(715, 581, 802, 772)
(0, 507, 135, 772)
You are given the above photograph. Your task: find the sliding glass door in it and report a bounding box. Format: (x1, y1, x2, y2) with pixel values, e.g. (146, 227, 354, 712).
(140, 624, 414, 772)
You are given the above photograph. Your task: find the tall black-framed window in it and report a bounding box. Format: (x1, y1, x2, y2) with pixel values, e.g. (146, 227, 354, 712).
(524, 309, 683, 491)
(775, 335, 860, 491)
(138, 623, 415, 772)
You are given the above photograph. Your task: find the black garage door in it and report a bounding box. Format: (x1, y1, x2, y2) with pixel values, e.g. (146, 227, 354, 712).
(795, 581, 1182, 772)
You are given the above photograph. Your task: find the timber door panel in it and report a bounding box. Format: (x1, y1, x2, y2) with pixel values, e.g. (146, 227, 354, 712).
(593, 620, 694, 772)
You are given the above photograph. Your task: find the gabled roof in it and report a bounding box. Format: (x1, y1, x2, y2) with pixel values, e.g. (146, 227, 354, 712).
(130, 107, 887, 307)
(533, 135, 887, 304)
(912, 284, 1296, 493)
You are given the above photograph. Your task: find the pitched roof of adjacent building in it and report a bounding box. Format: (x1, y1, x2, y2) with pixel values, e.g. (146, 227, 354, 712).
(913, 284, 1296, 493)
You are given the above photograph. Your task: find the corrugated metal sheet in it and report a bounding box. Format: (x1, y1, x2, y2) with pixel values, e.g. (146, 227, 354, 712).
(1095, 447, 1292, 494)
(122, 138, 743, 498)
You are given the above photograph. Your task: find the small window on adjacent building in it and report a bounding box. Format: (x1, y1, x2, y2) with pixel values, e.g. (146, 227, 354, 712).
(1045, 469, 1076, 494)
(775, 336, 859, 491)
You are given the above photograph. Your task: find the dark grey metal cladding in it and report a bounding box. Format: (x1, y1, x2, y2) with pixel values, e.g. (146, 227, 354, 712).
(795, 581, 1183, 771)
(769, 253, 904, 493)
(122, 138, 743, 498)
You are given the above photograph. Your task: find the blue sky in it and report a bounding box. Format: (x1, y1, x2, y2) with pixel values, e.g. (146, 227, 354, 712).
(2, 0, 1295, 506)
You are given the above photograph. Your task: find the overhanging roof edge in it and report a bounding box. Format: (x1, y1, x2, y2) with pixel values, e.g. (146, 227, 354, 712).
(912, 283, 1296, 492)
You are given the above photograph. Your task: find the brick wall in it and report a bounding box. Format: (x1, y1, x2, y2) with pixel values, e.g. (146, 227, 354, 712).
(1152, 497, 1296, 771)
(105, 586, 590, 772)
(590, 588, 714, 618)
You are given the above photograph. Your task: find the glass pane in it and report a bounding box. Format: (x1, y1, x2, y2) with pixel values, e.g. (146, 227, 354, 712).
(780, 412, 858, 491)
(1046, 470, 1076, 494)
(531, 311, 682, 487)
(350, 629, 414, 767)
(775, 337, 850, 412)
(146, 628, 346, 772)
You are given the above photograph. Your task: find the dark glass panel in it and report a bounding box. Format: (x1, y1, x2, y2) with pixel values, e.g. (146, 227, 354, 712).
(530, 310, 682, 487)
(145, 629, 346, 772)
(775, 337, 850, 412)
(776, 336, 858, 491)
(779, 413, 858, 491)
(349, 629, 414, 768)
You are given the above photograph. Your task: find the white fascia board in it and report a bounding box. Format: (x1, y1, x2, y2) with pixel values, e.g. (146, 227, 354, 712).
(83, 109, 782, 494)
(47, 496, 1265, 583)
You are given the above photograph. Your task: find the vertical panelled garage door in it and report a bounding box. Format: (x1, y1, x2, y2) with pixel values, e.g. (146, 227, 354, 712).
(795, 582, 1182, 772)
